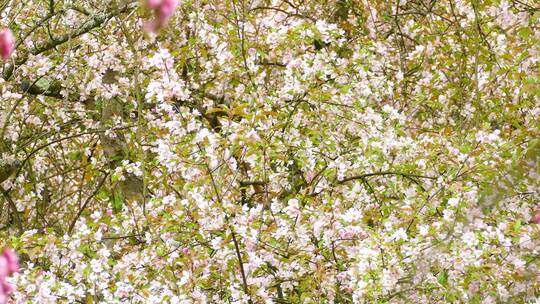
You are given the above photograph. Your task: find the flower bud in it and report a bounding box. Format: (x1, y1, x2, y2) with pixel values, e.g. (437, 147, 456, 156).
(531, 212, 540, 224)
(144, 0, 178, 32)
(0, 29, 14, 60)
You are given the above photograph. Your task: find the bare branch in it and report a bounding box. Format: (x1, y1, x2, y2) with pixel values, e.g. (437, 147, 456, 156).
(337, 171, 437, 184)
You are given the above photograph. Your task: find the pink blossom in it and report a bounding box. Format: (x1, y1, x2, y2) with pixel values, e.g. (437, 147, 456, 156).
(0, 29, 14, 60)
(367, 203, 380, 209)
(158, 0, 178, 22)
(144, 0, 178, 32)
(0, 248, 18, 304)
(531, 212, 540, 224)
(1, 249, 18, 274)
(0, 258, 7, 281)
(339, 229, 355, 239)
(0, 281, 13, 295)
(245, 240, 256, 251)
(339, 227, 367, 240)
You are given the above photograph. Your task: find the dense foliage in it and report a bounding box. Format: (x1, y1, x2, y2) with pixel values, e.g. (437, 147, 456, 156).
(0, 0, 539, 303)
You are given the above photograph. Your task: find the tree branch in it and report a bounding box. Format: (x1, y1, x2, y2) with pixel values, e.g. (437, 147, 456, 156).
(337, 171, 437, 184)
(3, 0, 138, 80)
(1, 188, 23, 235)
(68, 171, 109, 234)
(231, 229, 253, 304)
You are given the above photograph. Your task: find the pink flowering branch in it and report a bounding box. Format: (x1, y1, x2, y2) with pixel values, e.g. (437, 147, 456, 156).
(0, 248, 19, 304)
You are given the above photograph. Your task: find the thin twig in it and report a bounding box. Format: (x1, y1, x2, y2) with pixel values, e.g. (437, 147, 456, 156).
(337, 171, 437, 184)
(1, 188, 23, 235)
(68, 172, 109, 234)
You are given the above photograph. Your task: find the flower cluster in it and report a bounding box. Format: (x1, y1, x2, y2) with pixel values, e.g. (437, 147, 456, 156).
(0, 0, 538, 303)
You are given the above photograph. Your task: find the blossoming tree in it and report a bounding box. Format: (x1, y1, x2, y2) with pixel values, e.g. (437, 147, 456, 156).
(0, 0, 539, 303)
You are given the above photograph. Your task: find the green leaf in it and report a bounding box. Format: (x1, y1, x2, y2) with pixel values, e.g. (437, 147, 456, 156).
(112, 191, 124, 212)
(437, 269, 448, 287)
(518, 27, 532, 39)
(513, 220, 522, 232)
(34, 78, 51, 91)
